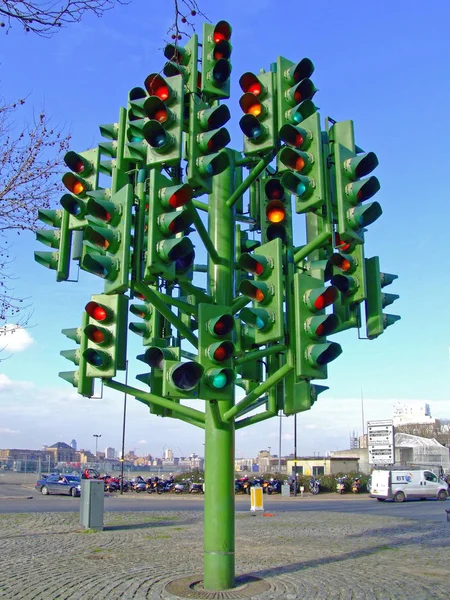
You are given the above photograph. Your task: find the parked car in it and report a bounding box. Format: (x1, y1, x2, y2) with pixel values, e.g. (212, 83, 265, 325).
(35, 474, 81, 497)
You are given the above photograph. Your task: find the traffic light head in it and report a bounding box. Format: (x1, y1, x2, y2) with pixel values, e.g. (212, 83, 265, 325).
(83, 293, 128, 378)
(144, 171, 195, 282)
(239, 71, 276, 156)
(81, 184, 133, 293)
(34, 208, 71, 282)
(238, 238, 284, 345)
(198, 304, 235, 400)
(260, 177, 291, 244)
(201, 20, 232, 98)
(293, 273, 342, 379)
(331, 120, 382, 243)
(365, 256, 400, 338)
(187, 96, 230, 193)
(61, 148, 100, 230)
(277, 56, 317, 130)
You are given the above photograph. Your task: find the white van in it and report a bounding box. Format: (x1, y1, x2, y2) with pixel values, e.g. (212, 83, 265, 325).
(370, 469, 448, 502)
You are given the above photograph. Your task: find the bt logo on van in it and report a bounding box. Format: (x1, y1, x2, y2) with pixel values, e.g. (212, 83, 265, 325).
(395, 473, 412, 482)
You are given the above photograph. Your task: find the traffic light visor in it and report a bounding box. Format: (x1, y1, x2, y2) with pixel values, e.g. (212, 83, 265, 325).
(170, 361, 204, 391)
(85, 300, 109, 322)
(213, 20, 232, 42)
(144, 73, 172, 101)
(279, 124, 309, 149)
(239, 72, 263, 95)
(64, 151, 92, 176)
(286, 57, 314, 83)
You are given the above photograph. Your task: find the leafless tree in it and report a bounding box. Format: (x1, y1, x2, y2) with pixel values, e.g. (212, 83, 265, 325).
(0, 0, 206, 37)
(0, 98, 71, 328)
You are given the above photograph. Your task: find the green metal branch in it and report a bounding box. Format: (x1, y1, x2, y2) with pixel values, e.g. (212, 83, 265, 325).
(235, 344, 287, 365)
(151, 288, 197, 315)
(225, 148, 278, 209)
(133, 281, 198, 348)
(186, 200, 221, 264)
(231, 295, 250, 314)
(104, 379, 206, 424)
(177, 279, 212, 304)
(223, 363, 293, 422)
(235, 408, 278, 429)
(294, 231, 331, 264)
(192, 199, 209, 212)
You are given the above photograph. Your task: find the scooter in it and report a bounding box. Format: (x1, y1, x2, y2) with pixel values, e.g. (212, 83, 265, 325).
(309, 477, 320, 495)
(336, 476, 346, 494)
(352, 478, 361, 494)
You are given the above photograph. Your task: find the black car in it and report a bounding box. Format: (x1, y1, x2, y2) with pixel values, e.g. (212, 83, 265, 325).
(35, 474, 81, 497)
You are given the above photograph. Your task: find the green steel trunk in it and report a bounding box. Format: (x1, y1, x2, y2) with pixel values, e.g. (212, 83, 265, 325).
(204, 150, 236, 590)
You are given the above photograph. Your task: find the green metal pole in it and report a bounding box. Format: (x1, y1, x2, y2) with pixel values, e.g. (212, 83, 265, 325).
(203, 150, 236, 591)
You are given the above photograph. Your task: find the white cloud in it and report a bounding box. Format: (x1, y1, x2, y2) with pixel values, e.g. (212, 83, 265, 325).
(0, 427, 19, 434)
(0, 325, 34, 353)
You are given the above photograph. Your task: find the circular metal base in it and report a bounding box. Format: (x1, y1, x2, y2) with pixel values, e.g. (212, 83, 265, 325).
(164, 574, 271, 599)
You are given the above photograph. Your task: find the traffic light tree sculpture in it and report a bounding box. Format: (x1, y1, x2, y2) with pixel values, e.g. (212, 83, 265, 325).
(34, 20, 400, 593)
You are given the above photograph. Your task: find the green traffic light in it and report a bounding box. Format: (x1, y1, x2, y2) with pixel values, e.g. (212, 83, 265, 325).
(206, 368, 234, 390)
(239, 307, 271, 331)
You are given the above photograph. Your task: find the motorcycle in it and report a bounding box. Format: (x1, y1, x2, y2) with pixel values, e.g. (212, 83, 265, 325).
(131, 476, 146, 492)
(336, 476, 347, 494)
(189, 480, 204, 494)
(352, 478, 361, 494)
(266, 478, 282, 494)
(173, 480, 189, 494)
(309, 477, 320, 495)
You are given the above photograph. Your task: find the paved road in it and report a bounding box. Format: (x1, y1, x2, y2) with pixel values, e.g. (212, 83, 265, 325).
(1, 482, 449, 523)
(0, 500, 449, 599)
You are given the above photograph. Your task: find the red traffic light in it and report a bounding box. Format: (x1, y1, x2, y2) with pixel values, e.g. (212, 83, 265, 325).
(160, 183, 193, 209)
(85, 301, 110, 323)
(209, 314, 234, 337)
(213, 20, 231, 43)
(239, 72, 263, 96)
(144, 73, 171, 102)
(335, 233, 351, 252)
(313, 286, 338, 310)
(211, 341, 234, 362)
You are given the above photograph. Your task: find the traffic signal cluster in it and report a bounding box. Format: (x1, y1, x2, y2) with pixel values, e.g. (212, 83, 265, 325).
(33, 19, 400, 423)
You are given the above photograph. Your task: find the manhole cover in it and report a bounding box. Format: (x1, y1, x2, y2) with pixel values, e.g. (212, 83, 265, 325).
(165, 574, 271, 599)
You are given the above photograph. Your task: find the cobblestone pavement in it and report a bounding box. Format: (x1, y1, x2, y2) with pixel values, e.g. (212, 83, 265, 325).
(0, 509, 448, 599)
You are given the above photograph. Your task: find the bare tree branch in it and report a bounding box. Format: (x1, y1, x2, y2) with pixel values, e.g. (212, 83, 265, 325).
(0, 98, 70, 327)
(0, 0, 128, 36)
(168, 0, 208, 42)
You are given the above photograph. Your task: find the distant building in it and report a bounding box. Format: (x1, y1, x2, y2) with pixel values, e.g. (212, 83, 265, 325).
(393, 402, 435, 427)
(350, 431, 359, 449)
(105, 447, 115, 460)
(47, 442, 77, 463)
(70, 439, 77, 451)
(164, 448, 173, 460)
(287, 456, 359, 477)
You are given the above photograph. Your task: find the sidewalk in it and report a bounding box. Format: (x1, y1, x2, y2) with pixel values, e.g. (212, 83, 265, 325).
(0, 505, 448, 599)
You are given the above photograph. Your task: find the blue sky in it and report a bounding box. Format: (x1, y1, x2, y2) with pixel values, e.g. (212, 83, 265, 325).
(0, 0, 449, 459)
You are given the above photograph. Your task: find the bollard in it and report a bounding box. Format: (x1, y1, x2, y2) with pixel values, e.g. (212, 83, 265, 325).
(250, 486, 264, 514)
(80, 479, 104, 531)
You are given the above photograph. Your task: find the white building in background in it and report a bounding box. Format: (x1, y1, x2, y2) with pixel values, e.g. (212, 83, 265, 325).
(164, 448, 173, 460)
(105, 447, 115, 459)
(70, 439, 77, 450)
(393, 402, 435, 427)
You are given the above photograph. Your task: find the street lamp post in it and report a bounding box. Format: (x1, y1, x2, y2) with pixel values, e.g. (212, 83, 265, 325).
(93, 434, 101, 459)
